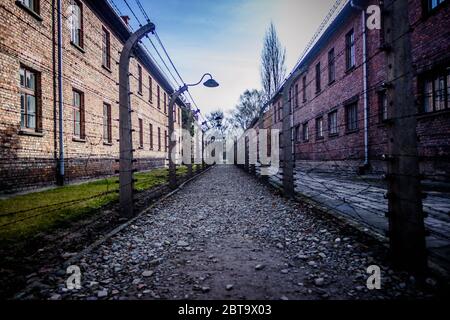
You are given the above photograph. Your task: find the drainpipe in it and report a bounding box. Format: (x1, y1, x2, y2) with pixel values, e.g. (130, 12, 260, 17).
(57, 0, 64, 185)
(351, 0, 369, 168)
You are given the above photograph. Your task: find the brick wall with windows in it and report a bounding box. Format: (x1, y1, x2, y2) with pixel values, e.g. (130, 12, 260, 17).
(0, 0, 182, 192)
(262, 0, 449, 179)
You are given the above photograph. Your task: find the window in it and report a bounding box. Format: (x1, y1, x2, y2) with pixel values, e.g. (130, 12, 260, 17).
(158, 127, 161, 151)
(102, 27, 111, 69)
(345, 102, 358, 132)
(18, 0, 40, 15)
(423, 69, 450, 112)
(164, 130, 168, 151)
(302, 76, 307, 102)
(328, 110, 338, 135)
(149, 77, 153, 102)
(378, 90, 389, 121)
(303, 122, 309, 141)
(73, 90, 85, 139)
(157, 85, 161, 109)
(138, 118, 144, 148)
(164, 92, 167, 114)
(315, 62, 321, 93)
(103, 103, 112, 143)
(294, 124, 301, 142)
(278, 102, 282, 121)
(137, 65, 143, 95)
(328, 48, 335, 83)
(346, 29, 355, 70)
(149, 123, 153, 150)
(316, 117, 324, 139)
(427, 0, 447, 11)
(20, 66, 40, 131)
(294, 84, 299, 108)
(70, 0, 83, 48)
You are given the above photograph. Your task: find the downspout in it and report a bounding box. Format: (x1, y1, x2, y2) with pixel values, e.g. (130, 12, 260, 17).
(57, 0, 64, 185)
(351, 0, 369, 168)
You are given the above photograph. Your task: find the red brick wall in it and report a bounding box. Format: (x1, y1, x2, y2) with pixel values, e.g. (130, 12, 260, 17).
(0, 0, 181, 193)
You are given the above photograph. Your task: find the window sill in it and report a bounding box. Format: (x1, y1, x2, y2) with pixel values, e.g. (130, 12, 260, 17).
(71, 41, 85, 54)
(72, 137, 86, 143)
(328, 79, 336, 86)
(316, 137, 325, 141)
(137, 92, 143, 96)
(417, 108, 450, 120)
(345, 129, 359, 135)
(19, 129, 44, 137)
(102, 64, 112, 73)
(138, 146, 144, 150)
(103, 142, 113, 146)
(15, 1, 43, 21)
(345, 66, 356, 74)
(328, 133, 339, 138)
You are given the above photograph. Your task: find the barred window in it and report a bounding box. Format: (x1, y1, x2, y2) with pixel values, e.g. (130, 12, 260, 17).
(328, 110, 338, 135)
(138, 118, 144, 148)
(423, 69, 450, 112)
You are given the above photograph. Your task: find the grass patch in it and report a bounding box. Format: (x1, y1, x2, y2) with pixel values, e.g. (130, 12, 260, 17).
(0, 166, 188, 244)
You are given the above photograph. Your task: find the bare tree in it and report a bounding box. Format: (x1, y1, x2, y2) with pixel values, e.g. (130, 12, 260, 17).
(230, 89, 264, 131)
(261, 22, 287, 101)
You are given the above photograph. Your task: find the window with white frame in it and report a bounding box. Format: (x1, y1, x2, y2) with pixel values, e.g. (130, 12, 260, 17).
(20, 66, 39, 131)
(70, 0, 83, 48)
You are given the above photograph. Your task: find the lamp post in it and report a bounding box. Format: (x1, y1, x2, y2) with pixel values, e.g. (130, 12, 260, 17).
(168, 73, 219, 189)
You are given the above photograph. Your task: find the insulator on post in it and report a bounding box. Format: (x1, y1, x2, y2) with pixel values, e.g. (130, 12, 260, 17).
(381, 154, 394, 161)
(132, 159, 138, 163)
(114, 170, 120, 174)
(115, 159, 120, 162)
(132, 169, 138, 173)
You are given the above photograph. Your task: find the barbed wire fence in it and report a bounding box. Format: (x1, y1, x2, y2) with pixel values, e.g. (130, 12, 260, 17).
(240, 0, 450, 277)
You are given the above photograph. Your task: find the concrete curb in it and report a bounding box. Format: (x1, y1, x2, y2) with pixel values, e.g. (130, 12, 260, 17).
(64, 166, 213, 267)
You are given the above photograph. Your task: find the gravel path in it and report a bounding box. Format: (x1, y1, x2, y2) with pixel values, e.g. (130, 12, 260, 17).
(20, 165, 440, 300)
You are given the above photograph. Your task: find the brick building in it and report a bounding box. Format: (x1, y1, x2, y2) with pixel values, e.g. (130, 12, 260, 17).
(0, 0, 184, 193)
(263, 0, 450, 181)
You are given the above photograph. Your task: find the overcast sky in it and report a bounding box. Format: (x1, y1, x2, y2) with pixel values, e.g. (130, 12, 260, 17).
(115, 0, 338, 117)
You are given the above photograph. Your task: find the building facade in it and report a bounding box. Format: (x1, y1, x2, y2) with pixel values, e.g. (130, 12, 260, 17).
(264, 0, 450, 181)
(0, 0, 184, 193)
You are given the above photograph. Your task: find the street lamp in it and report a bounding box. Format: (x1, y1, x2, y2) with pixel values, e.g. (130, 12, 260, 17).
(168, 73, 219, 189)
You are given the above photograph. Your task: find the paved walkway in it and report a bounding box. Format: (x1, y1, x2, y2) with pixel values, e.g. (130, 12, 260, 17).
(19, 166, 440, 300)
(293, 170, 450, 276)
